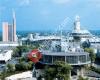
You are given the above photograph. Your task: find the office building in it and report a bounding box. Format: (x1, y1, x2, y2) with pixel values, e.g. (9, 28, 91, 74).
(2, 22, 9, 42)
(2, 11, 17, 42)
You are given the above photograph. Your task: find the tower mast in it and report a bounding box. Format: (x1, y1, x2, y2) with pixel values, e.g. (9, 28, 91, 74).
(12, 9, 16, 42)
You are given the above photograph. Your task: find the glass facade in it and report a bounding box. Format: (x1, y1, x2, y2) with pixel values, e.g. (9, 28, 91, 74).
(43, 55, 52, 63)
(79, 55, 86, 63)
(53, 56, 65, 62)
(41, 54, 90, 65)
(8, 24, 13, 41)
(66, 56, 78, 64)
(87, 55, 90, 61)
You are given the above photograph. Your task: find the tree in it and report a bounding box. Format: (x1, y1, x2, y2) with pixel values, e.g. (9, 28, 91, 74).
(55, 61, 72, 80)
(84, 48, 96, 66)
(28, 61, 34, 70)
(78, 76, 88, 80)
(44, 61, 72, 80)
(44, 66, 56, 80)
(82, 40, 91, 48)
(15, 62, 29, 71)
(18, 57, 27, 63)
(7, 63, 15, 72)
(15, 63, 23, 71)
(0, 68, 7, 80)
(13, 45, 29, 57)
(15, 61, 33, 71)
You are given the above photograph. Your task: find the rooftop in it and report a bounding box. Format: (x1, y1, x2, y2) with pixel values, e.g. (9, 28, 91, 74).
(42, 50, 89, 56)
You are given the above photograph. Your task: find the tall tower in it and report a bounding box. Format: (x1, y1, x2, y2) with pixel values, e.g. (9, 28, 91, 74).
(2, 10, 17, 42)
(74, 16, 81, 31)
(2, 22, 9, 42)
(12, 10, 17, 42)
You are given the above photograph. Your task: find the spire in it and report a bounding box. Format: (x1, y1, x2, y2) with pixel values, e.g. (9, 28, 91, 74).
(74, 15, 81, 31)
(12, 9, 16, 22)
(12, 9, 17, 42)
(75, 15, 80, 22)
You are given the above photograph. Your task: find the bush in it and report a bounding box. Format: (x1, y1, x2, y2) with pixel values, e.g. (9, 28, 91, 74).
(15, 63, 23, 71)
(78, 76, 88, 80)
(90, 66, 100, 74)
(28, 61, 34, 70)
(7, 64, 15, 72)
(15, 61, 33, 71)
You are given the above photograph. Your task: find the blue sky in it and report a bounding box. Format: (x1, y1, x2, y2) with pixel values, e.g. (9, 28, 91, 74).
(0, 0, 100, 31)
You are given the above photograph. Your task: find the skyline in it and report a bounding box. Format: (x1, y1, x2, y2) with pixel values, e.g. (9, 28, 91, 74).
(0, 0, 100, 31)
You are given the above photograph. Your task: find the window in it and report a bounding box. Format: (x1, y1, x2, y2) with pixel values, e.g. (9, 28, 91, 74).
(66, 56, 78, 64)
(79, 55, 86, 63)
(53, 56, 65, 62)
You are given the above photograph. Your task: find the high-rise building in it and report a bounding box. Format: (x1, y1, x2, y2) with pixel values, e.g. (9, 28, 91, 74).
(12, 10, 16, 42)
(2, 22, 9, 42)
(2, 11, 17, 42)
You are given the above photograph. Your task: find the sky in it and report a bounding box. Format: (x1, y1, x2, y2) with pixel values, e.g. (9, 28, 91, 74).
(0, 0, 100, 31)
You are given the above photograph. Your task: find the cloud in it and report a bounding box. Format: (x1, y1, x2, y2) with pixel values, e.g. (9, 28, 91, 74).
(87, 0, 100, 7)
(18, 0, 32, 6)
(52, 0, 70, 4)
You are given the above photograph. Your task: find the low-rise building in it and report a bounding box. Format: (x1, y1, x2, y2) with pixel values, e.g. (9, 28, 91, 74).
(0, 42, 19, 47)
(0, 50, 13, 63)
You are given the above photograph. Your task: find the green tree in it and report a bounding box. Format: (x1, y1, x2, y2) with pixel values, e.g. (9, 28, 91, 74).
(44, 66, 56, 80)
(15, 61, 33, 71)
(15, 62, 29, 71)
(18, 57, 27, 63)
(84, 48, 96, 66)
(28, 61, 34, 70)
(15, 63, 23, 71)
(44, 61, 72, 80)
(55, 61, 72, 80)
(7, 63, 15, 72)
(13, 45, 29, 57)
(78, 76, 88, 80)
(0, 68, 7, 80)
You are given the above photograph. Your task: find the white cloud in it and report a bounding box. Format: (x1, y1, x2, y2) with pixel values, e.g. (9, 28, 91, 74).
(52, 0, 70, 4)
(87, 0, 100, 7)
(18, 0, 32, 6)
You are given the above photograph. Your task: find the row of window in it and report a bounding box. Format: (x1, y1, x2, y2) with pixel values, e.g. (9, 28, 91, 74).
(41, 55, 90, 64)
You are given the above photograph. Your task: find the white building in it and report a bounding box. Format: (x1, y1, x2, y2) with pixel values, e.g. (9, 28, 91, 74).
(0, 50, 13, 63)
(0, 42, 19, 47)
(70, 15, 100, 44)
(5, 71, 34, 80)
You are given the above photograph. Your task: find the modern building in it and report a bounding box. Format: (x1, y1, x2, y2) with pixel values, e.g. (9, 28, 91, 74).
(32, 40, 91, 78)
(2, 11, 17, 42)
(70, 16, 100, 44)
(32, 16, 98, 79)
(0, 50, 13, 63)
(2, 22, 9, 42)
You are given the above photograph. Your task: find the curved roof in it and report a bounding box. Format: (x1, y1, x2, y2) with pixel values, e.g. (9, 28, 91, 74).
(72, 29, 91, 34)
(42, 50, 89, 56)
